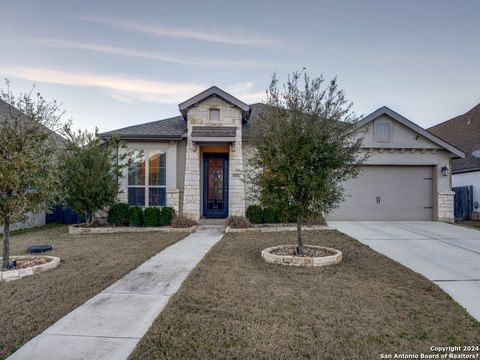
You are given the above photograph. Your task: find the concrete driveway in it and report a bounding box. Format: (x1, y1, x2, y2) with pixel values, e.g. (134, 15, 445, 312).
(328, 221, 480, 321)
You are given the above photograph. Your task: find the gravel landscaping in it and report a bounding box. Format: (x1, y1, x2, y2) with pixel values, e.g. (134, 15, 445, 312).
(130, 230, 480, 360)
(0, 225, 186, 359)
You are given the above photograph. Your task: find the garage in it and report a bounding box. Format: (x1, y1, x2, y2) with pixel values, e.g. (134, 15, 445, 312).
(327, 166, 433, 221)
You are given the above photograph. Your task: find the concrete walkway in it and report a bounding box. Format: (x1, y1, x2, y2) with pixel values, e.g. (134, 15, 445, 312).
(328, 221, 480, 321)
(8, 225, 225, 360)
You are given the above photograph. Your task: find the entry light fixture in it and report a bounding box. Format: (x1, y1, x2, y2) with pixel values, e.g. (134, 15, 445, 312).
(441, 166, 448, 176)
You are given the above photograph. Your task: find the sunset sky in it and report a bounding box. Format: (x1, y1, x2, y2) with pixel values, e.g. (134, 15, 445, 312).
(0, 0, 478, 131)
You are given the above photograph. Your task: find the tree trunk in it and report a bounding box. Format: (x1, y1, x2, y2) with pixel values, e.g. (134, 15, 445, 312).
(296, 215, 304, 255)
(2, 220, 10, 269)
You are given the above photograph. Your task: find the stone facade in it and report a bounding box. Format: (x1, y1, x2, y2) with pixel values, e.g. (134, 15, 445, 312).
(182, 96, 245, 220)
(166, 189, 182, 214)
(437, 191, 455, 223)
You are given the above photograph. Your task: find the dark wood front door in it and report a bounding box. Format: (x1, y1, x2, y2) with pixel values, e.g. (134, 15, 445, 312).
(203, 154, 229, 218)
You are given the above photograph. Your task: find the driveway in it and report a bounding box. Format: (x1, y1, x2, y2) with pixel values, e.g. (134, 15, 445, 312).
(328, 221, 480, 321)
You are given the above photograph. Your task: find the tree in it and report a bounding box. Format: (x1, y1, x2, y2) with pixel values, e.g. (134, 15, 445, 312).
(0, 81, 65, 269)
(60, 129, 128, 226)
(249, 70, 366, 255)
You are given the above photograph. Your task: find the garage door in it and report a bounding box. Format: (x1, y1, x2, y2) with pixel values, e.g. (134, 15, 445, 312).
(327, 166, 433, 221)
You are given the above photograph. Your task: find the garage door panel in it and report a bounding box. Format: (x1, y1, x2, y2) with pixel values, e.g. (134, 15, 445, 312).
(327, 166, 433, 221)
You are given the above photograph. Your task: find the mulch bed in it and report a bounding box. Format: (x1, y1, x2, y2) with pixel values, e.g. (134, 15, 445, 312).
(0, 256, 52, 271)
(270, 245, 336, 257)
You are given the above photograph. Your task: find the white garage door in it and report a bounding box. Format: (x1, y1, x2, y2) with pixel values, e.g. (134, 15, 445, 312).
(327, 166, 433, 221)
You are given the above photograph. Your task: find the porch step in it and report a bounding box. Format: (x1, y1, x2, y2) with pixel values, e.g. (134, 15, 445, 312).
(198, 218, 227, 226)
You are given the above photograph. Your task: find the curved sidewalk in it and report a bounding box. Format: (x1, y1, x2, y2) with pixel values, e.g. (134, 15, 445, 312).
(8, 225, 225, 360)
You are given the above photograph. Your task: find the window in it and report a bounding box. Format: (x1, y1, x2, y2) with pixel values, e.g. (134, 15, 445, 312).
(209, 109, 220, 122)
(375, 121, 392, 143)
(128, 150, 166, 206)
(148, 151, 166, 206)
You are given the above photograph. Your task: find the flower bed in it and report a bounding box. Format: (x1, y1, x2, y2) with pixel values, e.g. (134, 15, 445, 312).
(0, 256, 60, 282)
(68, 224, 197, 235)
(261, 245, 342, 267)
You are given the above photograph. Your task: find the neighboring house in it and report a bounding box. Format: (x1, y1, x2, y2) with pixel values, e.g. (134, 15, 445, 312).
(429, 103, 480, 220)
(100, 86, 464, 223)
(0, 99, 65, 233)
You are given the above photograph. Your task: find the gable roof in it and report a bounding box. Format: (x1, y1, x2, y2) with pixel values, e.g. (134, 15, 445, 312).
(100, 115, 186, 140)
(0, 99, 65, 146)
(428, 103, 480, 172)
(178, 86, 250, 120)
(358, 106, 465, 158)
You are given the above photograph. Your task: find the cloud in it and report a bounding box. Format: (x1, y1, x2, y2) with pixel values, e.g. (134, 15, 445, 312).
(33, 38, 269, 68)
(2, 65, 266, 104)
(227, 82, 265, 103)
(3, 65, 207, 103)
(71, 15, 279, 46)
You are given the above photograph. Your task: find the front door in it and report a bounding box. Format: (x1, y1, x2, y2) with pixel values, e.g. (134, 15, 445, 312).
(203, 154, 229, 218)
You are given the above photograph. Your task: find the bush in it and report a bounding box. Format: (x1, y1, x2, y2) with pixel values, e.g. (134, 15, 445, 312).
(107, 203, 130, 226)
(144, 207, 160, 227)
(171, 215, 196, 228)
(262, 207, 278, 224)
(304, 214, 326, 226)
(159, 207, 175, 226)
(128, 206, 143, 227)
(246, 205, 263, 224)
(226, 216, 251, 229)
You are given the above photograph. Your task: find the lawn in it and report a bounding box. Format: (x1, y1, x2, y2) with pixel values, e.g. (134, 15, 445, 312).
(130, 230, 480, 360)
(457, 220, 480, 230)
(0, 225, 186, 359)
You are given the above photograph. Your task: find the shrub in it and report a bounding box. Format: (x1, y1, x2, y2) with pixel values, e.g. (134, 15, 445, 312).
(171, 214, 196, 228)
(144, 207, 160, 227)
(262, 207, 278, 224)
(128, 206, 143, 227)
(304, 214, 326, 226)
(107, 203, 130, 226)
(226, 216, 251, 229)
(246, 205, 263, 224)
(159, 207, 175, 226)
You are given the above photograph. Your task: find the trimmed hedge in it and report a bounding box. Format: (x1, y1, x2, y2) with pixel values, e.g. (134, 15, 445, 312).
(107, 203, 130, 226)
(262, 207, 278, 224)
(107, 204, 175, 227)
(246, 205, 263, 224)
(160, 207, 175, 226)
(128, 206, 144, 227)
(246, 204, 296, 224)
(144, 207, 161, 227)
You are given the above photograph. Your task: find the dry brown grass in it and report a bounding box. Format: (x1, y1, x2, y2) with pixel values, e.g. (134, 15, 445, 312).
(130, 230, 480, 360)
(0, 226, 186, 359)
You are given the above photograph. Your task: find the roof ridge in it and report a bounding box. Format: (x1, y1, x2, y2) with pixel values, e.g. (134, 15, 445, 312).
(428, 101, 480, 130)
(99, 114, 183, 135)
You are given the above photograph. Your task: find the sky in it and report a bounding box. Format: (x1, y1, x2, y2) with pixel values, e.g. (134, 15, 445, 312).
(0, 0, 479, 132)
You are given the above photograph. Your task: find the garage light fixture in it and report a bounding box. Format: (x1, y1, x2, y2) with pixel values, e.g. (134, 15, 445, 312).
(441, 166, 448, 176)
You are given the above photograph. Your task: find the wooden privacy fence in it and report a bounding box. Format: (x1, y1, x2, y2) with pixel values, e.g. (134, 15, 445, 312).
(452, 185, 473, 221)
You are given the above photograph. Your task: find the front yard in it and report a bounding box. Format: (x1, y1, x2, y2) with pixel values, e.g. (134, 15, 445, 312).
(130, 230, 480, 360)
(0, 225, 186, 359)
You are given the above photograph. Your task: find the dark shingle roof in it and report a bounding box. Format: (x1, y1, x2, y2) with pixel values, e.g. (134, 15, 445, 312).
(428, 103, 480, 172)
(0, 99, 65, 146)
(191, 126, 236, 138)
(100, 115, 186, 140)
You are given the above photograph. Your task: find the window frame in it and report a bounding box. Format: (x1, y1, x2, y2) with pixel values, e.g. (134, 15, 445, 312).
(209, 108, 221, 122)
(127, 149, 167, 207)
(374, 120, 393, 143)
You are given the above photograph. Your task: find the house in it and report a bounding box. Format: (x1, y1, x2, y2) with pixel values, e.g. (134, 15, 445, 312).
(428, 103, 480, 220)
(0, 99, 66, 233)
(100, 86, 464, 223)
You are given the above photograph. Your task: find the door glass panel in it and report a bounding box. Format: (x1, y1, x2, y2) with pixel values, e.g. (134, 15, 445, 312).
(207, 157, 224, 213)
